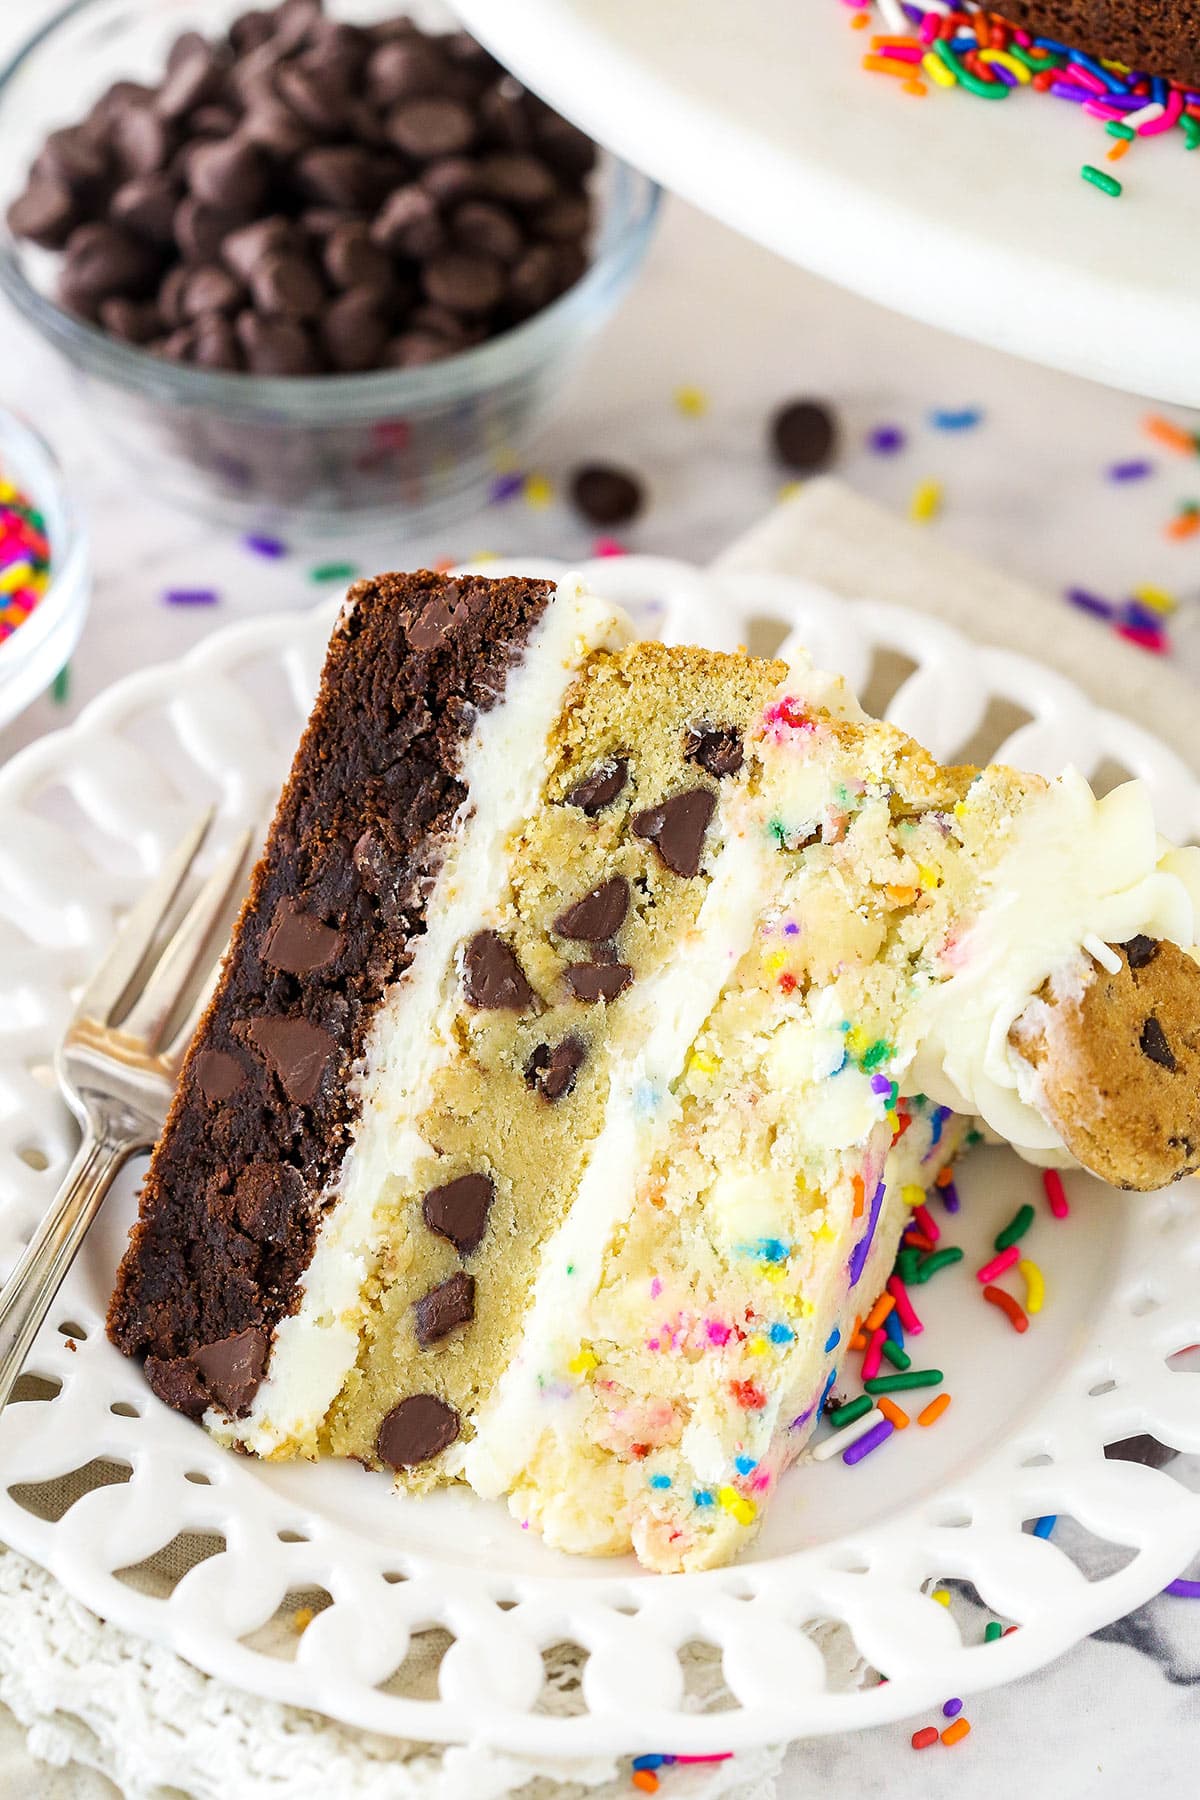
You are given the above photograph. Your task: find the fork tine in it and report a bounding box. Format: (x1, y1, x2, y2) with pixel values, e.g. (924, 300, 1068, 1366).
(75, 809, 214, 1027)
(121, 828, 254, 1054)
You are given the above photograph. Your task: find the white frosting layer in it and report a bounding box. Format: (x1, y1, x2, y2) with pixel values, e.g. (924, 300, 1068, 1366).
(908, 772, 1200, 1150)
(213, 576, 630, 1450)
(461, 775, 781, 1496)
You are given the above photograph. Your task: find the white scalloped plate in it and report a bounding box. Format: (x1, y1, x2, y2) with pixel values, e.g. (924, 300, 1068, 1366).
(1, 555, 1199, 1758)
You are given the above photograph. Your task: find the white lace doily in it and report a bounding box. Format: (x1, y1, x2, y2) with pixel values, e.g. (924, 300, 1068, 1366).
(1, 556, 1199, 1793)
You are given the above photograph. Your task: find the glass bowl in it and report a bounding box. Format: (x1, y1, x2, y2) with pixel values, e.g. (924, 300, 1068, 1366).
(0, 410, 89, 733)
(0, 0, 660, 537)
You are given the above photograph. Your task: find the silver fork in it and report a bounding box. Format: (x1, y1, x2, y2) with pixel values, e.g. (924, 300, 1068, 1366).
(0, 812, 252, 1412)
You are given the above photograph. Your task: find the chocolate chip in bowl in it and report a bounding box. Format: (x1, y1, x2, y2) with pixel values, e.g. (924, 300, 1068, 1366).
(0, 0, 659, 532)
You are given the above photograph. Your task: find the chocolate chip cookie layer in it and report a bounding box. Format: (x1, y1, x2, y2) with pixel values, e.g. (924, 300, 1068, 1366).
(107, 571, 626, 1428)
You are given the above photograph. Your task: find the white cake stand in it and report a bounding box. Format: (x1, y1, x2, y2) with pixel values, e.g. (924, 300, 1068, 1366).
(453, 0, 1200, 407)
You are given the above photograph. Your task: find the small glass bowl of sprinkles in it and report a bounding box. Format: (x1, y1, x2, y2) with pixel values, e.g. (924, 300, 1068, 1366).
(0, 410, 88, 733)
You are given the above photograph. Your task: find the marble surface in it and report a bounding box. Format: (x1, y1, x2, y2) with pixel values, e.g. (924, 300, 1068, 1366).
(0, 1, 1198, 1794)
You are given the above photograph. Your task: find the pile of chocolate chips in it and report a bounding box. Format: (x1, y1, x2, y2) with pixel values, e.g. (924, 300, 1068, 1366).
(6, 0, 597, 374)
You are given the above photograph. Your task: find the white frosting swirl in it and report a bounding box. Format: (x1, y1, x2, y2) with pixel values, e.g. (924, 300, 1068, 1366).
(907, 771, 1200, 1151)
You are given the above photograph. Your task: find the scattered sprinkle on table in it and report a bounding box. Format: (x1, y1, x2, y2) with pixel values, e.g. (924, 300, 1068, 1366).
(864, 1367, 944, 1394)
(1081, 163, 1122, 197)
(943, 1697, 963, 1718)
(942, 1717, 971, 1746)
(1032, 1514, 1057, 1539)
(1165, 1578, 1200, 1598)
(488, 470, 526, 505)
(994, 1204, 1035, 1252)
(164, 588, 220, 606)
(523, 472, 554, 509)
(309, 561, 358, 584)
(868, 424, 906, 455)
(912, 1725, 939, 1749)
(909, 478, 942, 522)
(843, 1414, 895, 1464)
(242, 532, 287, 559)
(929, 407, 982, 431)
(674, 385, 709, 417)
(50, 663, 70, 705)
(1107, 459, 1154, 482)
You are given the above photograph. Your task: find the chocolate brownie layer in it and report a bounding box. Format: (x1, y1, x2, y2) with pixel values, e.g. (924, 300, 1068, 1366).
(1001, 2, 1200, 87)
(107, 571, 555, 1418)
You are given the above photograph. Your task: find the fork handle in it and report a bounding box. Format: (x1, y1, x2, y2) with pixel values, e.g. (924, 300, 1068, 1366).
(0, 1129, 140, 1412)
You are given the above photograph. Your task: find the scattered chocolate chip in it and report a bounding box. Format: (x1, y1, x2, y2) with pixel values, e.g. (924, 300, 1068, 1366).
(462, 930, 534, 1010)
(6, 177, 79, 249)
(180, 262, 245, 319)
(451, 199, 523, 263)
(376, 1393, 460, 1467)
(242, 1014, 336, 1103)
(110, 174, 180, 246)
(422, 1172, 494, 1255)
(322, 220, 394, 294)
(479, 149, 558, 208)
(525, 1033, 586, 1100)
(249, 251, 325, 319)
(1104, 1433, 1178, 1469)
(188, 139, 270, 213)
(553, 875, 630, 941)
(99, 295, 163, 343)
(421, 250, 506, 315)
(770, 399, 838, 474)
(569, 463, 644, 527)
(194, 1047, 246, 1104)
(564, 757, 628, 815)
(631, 787, 716, 879)
(1123, 935, 1160, 970)
(192, 1325, 269, 1415)
(322, 289, 390, 372)
(565, 960, 632, 1003)
(387, 96, 476, 159)
(1139, 1015, 1176, 1071)
(414, 1270, 476, 1345)
(61, 221, 160, 301)
(684, 721, 744, 779)
(262, 898, 341, 974)
(235, 310, 319, 374)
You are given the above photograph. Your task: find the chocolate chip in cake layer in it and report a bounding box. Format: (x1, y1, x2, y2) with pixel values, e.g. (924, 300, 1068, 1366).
(422, 1172, 494, 1255)
(553, 875, 629, 941)
(463, 930, 534, 1010)
(631, 787, 716, 879)
(414, 1270, 476, 1345)
(376, 1393, 460, 1467)
(770, 399, 838, 474)
(232, 1161, 304, 1245)
(684, 721, 743, 779)
(1104, 1432, 1178, 1469)
(407, 580, 475, 650)
(194, 1047, 246, 1104)
(525, 1033, 586, 1100)
(1124, 935, 1160, 970)
(569, 463, 644, 528)
(565, 960, 632, 1003)
(192, 1324, 270, 1415)
(242, 1014, 337, 1104)
(1139, 1015, 1176, 1070)
(564, 756, 628, 815)
(262, 898, 342, 975)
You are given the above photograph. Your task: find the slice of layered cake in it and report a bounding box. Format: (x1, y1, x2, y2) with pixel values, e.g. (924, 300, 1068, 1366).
(109, 572, 1200, 1572)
